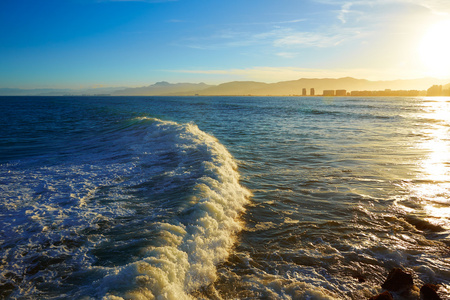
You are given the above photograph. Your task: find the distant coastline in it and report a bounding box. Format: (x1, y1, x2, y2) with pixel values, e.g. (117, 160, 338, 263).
(1, 77, 450, 97)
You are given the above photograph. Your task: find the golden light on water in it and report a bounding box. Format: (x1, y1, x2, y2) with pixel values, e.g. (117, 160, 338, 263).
(418, 20, 450, 78)
(413, 98, 450, 228)
(421, 129, 450, 183)
(420, 98, 450, 180)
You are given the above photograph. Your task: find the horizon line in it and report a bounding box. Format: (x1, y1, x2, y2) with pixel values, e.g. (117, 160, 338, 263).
(2, 75, 450, 90)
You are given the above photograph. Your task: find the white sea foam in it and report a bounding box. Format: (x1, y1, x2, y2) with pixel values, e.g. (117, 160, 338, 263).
(97, 118, 251, 299)
(0, 117, 250, 299)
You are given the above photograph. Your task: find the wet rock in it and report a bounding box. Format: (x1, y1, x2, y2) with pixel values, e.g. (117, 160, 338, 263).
(352, 273, 366, 283)
(0, 282, 15, 299)
(356, 275, 366, 283)
(404, 215, 445, 232)
(369, 291, 394, 300)
(420, 284, 441, 300)
(381, 268, 414, 293)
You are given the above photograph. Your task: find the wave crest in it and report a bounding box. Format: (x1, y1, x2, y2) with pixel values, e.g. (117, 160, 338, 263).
(99, 118, 251, 299)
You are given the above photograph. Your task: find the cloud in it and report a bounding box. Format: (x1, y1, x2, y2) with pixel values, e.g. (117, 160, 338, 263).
(274, 31, 341, 48)
(266, 19, 308, 25)
(273, 26, 364, 48)
(182, 29, 260, 50)
(315, 0, 450, 15)
(407, 0, 450, 14)
(338, 3, 353, 23)
(181, 25, 364, 52)
(276, 52, 298, 58)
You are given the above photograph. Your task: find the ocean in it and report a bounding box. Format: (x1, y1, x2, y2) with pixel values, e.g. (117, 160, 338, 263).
(0, 96, 449, 299)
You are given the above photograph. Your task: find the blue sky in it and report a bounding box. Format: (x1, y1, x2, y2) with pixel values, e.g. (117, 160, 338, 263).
(2, 0, 450, 88)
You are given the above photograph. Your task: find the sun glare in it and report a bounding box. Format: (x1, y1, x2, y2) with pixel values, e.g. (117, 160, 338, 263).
(412, 99, 450, 229)
(418, 20, 450, 78)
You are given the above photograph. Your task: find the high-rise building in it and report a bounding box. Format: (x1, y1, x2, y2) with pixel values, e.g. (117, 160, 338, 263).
(310, 88, 315, 96)
(336, 89, 346, 96)
(302, 88, 307, 96)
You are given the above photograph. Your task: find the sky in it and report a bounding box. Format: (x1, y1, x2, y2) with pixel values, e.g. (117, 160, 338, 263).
(2, 0, 450, 89)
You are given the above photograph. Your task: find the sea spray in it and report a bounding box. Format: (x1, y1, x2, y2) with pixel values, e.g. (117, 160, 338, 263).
(98, 118, 252, 299)
(0, 115, 250, 299)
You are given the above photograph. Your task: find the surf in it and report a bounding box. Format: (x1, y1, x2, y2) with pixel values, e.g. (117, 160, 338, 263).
(97, 118, 251, 299)
(0, 116, 251, 299)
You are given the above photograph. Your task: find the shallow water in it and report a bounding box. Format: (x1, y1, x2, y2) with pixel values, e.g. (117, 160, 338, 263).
(0, 96, 449, 299)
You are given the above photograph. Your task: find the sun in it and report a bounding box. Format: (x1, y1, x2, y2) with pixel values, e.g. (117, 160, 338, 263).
(418, 19, 450, 78)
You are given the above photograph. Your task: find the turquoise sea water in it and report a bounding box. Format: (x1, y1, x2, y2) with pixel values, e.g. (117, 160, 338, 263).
(0, 96, 449, 299)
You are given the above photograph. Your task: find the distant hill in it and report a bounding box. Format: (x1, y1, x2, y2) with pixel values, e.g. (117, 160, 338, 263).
(0, 88, 73, 96)
(179, 81, 269, 96)
(178, 77, 450, 96)
(112, 81, 212, 96)
(2, 77, 450, 96)
(0, 87, 125, 96)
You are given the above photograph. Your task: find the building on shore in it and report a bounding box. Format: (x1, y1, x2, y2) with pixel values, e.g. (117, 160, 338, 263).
(297, 84, 448, 97)
(335, 89, 346, 96)
(350, 89, 424, 96)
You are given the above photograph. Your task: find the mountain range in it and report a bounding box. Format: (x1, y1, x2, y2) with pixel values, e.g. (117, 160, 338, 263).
(1, 77, 450, 96)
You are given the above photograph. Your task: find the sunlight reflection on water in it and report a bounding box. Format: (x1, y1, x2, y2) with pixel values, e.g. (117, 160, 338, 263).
(414, 97, 450, 229)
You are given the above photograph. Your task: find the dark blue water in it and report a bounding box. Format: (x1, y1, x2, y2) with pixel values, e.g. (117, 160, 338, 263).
(1, 96, 449, 299)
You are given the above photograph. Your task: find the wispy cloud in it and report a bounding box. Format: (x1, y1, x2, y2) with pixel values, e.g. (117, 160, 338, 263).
(261, 19, 307, 25)
(276, 52, 298, 58)
(181, 25, 364, 52)
(315, 0, 450, 16)
(408, 0, 450, 15)
(181, 29, 259, 50)
(273, 28, 361, 48)
(338, 3, 353, 23)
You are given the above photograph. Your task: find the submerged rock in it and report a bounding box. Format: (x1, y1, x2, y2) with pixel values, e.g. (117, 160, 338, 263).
(369, 291, 394, 300)
(420, 284, 441, 300)
(356, 275, 366, 283)
(381, 268, 414, 293)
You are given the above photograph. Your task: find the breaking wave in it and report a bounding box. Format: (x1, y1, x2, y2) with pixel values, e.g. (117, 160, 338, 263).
(0, 117, 251, 299)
